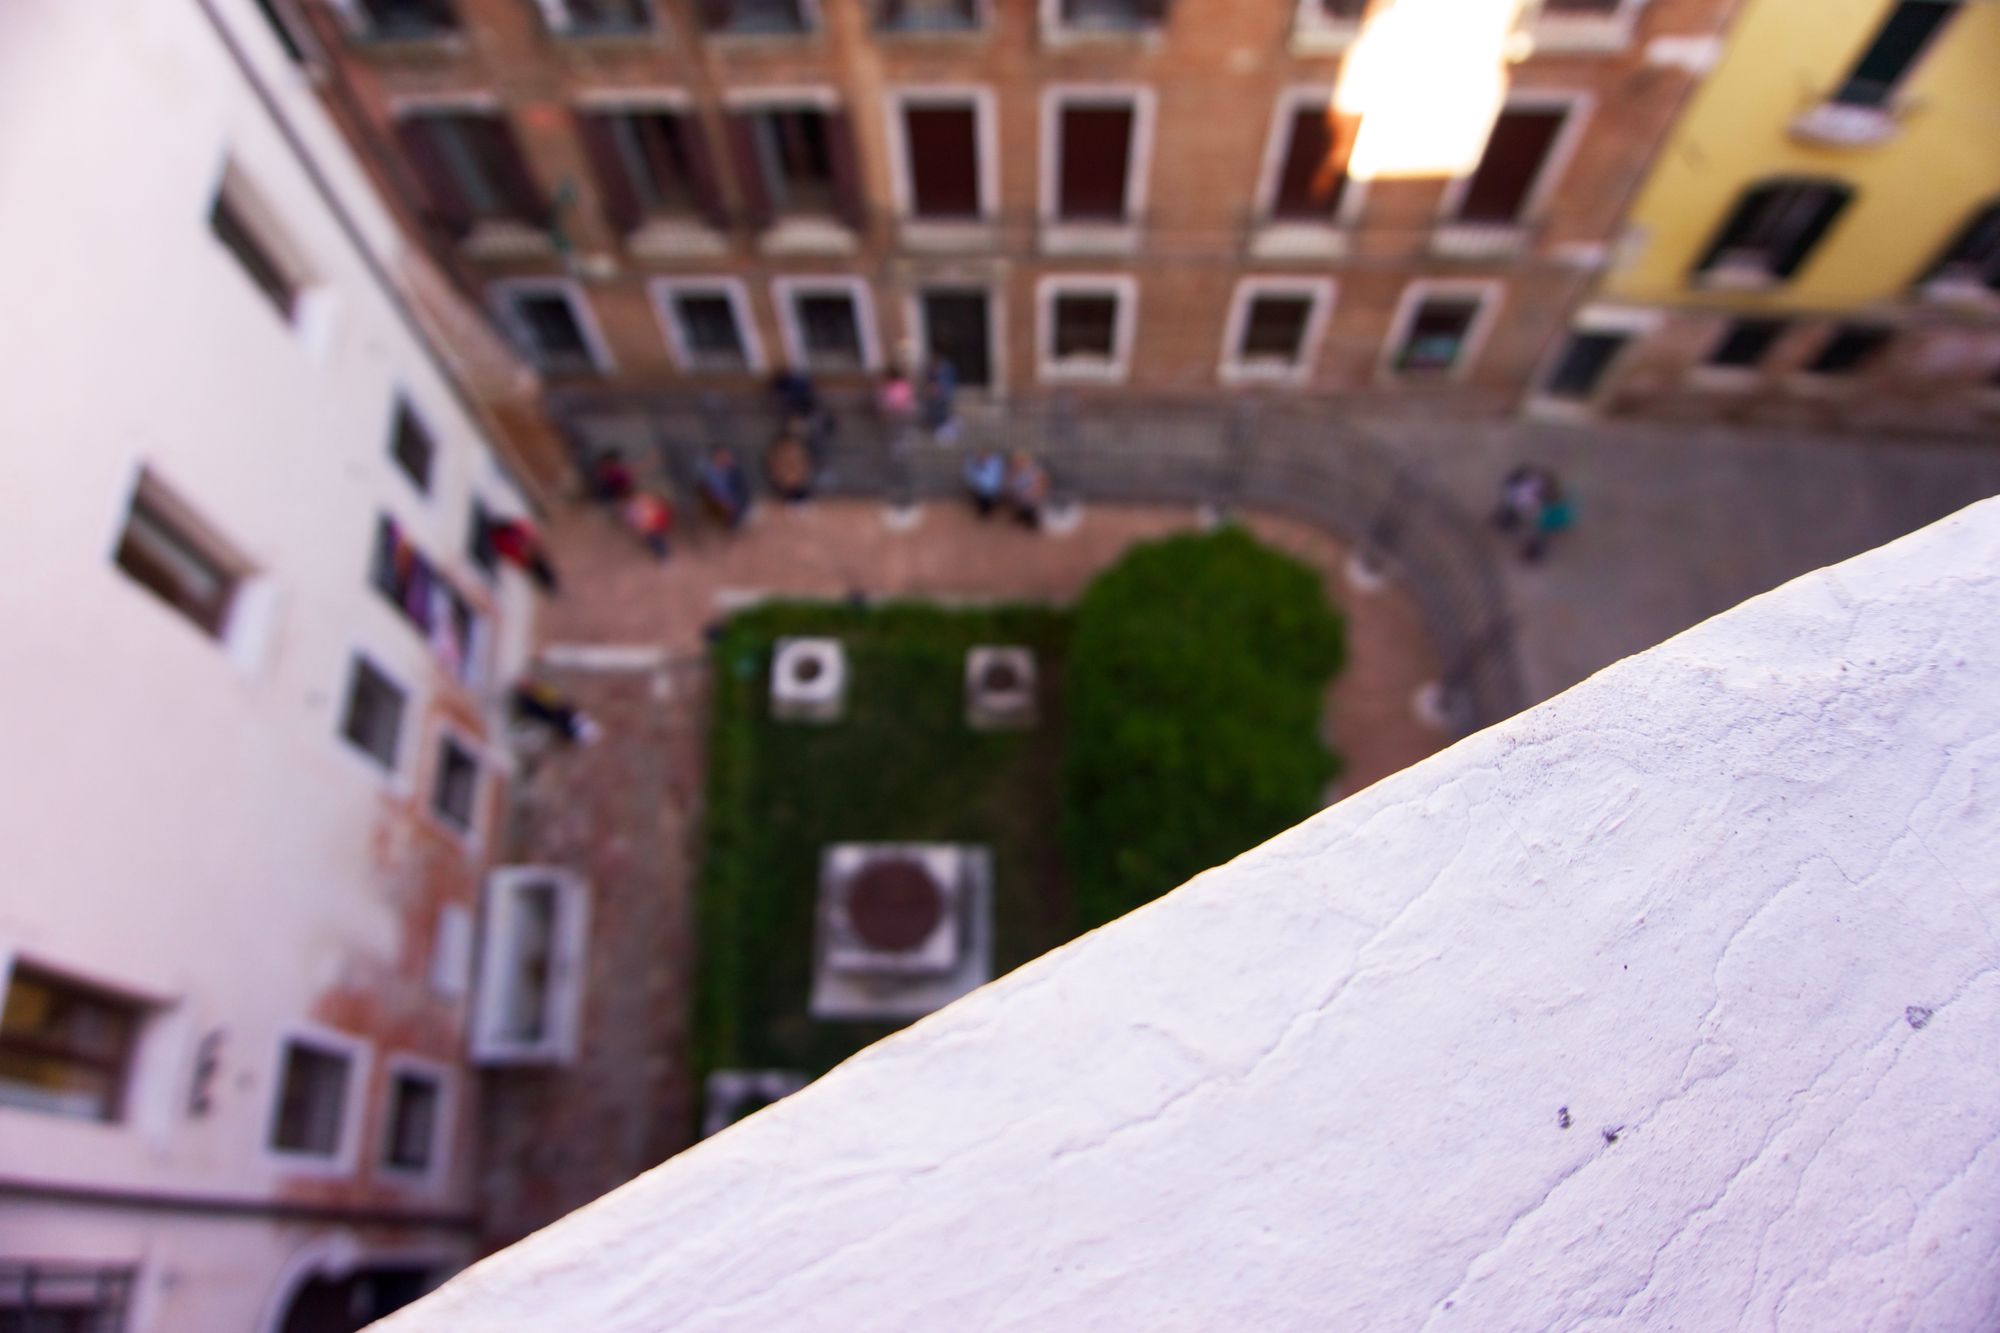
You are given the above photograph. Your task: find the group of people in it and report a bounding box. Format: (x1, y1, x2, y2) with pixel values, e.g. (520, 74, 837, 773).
(963, 449, 1054, 529)
(876, 359, 959, 452)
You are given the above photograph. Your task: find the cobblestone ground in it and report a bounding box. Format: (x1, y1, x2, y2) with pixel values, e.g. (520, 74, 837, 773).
(475, 494, 1447, 1249)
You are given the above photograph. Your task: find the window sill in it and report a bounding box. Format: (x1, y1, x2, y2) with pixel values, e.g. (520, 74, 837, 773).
(1040, 358, 1129, 385)
(1789, 101, 1900, 149)
(1917, 278, 2000, 311)
(1040, 22, 1164, 48)
(628, 218, 730, 260)
(548, 23, 663, 45)
(1219, 359, 1311, 387)
(703, 26, 818, 45)
(876, 22, 985, 39)
(900, 219, 997, 254)
(1248, 222, 1350, 261)
(1430, 223, 1530, 260)
(1040, 221, 1141, 257)
(757, 217, 857, 256)
(1523, 15, 1634, 55)
(1289, 20, 1359, 55)
(1692, 264, 1781, 294)
(462, 222, 556, 260)
(346, 30, 467, 56)
(1687, 366, 1762, 392)
(1523, 395, 1601, 423)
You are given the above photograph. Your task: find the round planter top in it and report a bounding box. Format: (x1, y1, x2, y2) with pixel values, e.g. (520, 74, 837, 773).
(845, 859, 945, 952)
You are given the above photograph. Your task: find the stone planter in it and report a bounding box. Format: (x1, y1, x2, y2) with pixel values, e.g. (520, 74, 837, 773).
(771, 637, 846, 723)
(965, 646, 1037, 730)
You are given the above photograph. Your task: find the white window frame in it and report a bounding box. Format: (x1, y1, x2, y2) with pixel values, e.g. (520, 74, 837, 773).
(263, 1026, 372, 1176)
(377, 1054, 454, 1184)
(209, 159, 337, 356)
(335, 649, 413, 783)
(1525, 304, 1661, 419)
(1436, 91, 1594, 228)
(1039, 85, 1157, 254)
(0, 952, 166, 1130)
(883, 86, 1000, 229)
(426, 722, 487, 844)
(1040, 0, 1168, 44)
(1526, 0, 1649, 56)
(1037, 274, 1139, 384)
(1379, 280, 1506, 383)
(905, 282, 1008, 396)
(1219, 278, 1338, 386)
(772, 276, 882, 374)
(488, 278, 615, 375)
(472, 867, 592, 1066)
(1250, 86, 1370, 259)
(112, 463, 276, 676)
(650, 277, 768, 375)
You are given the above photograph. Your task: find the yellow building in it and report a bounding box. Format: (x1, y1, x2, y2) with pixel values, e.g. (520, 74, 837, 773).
(1530, 0, 2000, 434)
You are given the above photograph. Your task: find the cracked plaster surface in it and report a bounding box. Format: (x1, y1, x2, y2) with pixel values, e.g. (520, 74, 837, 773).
(384, 499, 2000, 1331)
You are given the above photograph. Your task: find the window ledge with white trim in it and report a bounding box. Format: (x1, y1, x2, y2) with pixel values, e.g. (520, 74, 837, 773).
(899, 219, 999, 254)
(1917, 276, 1999, 311)
(628, 218, 730, 260)
(1039, 221, 1142, 257)
(757, 217, 858, 257)
(1693, 262, 1783, 294)
(462, 221, 556, 260)
(1788, 100, 1906, 149)
(1248, 222, 1351, 262)
(1430, 222, 1533, 261)
(1524, 13, 1636, 54)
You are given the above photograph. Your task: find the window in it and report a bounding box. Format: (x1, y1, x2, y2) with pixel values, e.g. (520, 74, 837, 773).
(1542, 330, 1628, 400)
(655, 281, 762, 374)
(1317, 0, 1368, 16)
(395, 112, 547, 238)
(1391, 293, 1486, 375)
(355, 0, 458, 38)
(1451, 104, 1570, 225)
(1693, 179, 1852, 287)
(0, 964, 142, 1123)
(1053, 96, 1141, 222)
(1542, 0, 1619, 10)
(1268, 102, 1350, 221)
(254, 0, 310, 61)
(1921, 204, 2000, 295)
(390, 400, 434, 493)
(1707, 318, 1788, 369)
(495, 283, 605, 376)
(0, 1264, 136, 1333)
(269, 1037, 355, 1158)
(1052, 0, 1167, 32)
(431, 736, 481, 833)
(1833, 1, 1956, 108)
(539, 0, 650, 35)
(1040, 277, 1136, 382)
(878, 0, 978, 31)
(575, 109, 727, 233)
(776, 279, 877, 374)
(114, 471, 244, 640)
(381, 1066, 443, 1171)
(468, 498, 499, 576)
(1222, 279, 1334, 384)
(895, 99, 984, 221)
(1806, 324, 1891, 375)
(210, 176, 303, 322)
(370, 516, 484, 682)
(726, 105, 860, 226)
(472, 869, 591, 1065)
(340, 655, 406, 771)
(698, 0, 813, 35)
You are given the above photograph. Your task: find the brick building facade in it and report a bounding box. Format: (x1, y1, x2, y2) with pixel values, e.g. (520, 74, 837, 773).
(275, 0, 1740, 422)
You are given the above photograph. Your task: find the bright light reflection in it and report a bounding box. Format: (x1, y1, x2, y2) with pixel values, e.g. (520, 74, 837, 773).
(1334, 0, 1525, 180)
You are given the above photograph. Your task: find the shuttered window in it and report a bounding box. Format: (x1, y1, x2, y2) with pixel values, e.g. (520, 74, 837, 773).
(575, 110, 728, 232)
(729, 107, 862, 228)
(1693, 180, 1852, 285)
(904, 104, 981, 219)
(397, 113, 547, 236)
(1057, 102, 1135, 221)
(1454, 107, 1566, 224)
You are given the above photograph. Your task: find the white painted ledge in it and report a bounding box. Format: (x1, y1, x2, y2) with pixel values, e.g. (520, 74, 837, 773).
(383, 498, 2000, 1331)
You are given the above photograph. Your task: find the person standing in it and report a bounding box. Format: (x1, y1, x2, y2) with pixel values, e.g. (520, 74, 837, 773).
(923, 357, 959, 446)
(697, 446, 751, 529)
(764, 431, 815, 504)
(877, 364, 917, 458)
(1006, 451, 1051, 530)
(622, 490, 674, 560)
(488, 515, 560, 593)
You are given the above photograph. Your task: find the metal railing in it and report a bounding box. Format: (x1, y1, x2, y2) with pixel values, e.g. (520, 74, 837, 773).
(548, 391, 1523, 735)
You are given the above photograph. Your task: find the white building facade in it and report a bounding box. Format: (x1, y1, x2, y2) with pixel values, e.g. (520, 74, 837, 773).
(0, 0, 544, 1326)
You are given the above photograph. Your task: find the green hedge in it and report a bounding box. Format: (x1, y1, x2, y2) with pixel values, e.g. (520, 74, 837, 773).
(1061, 527, 1346, 929)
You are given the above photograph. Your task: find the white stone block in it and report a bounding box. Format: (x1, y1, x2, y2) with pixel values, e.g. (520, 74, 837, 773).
(770, 637, 846, 723)
(964, 646, 1037, 730)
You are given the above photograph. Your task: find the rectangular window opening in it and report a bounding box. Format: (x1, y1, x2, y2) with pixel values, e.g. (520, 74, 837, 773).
(1239, 295, 1314, 364)
(878, 0, 979, 31)
(1696, 182, 1851, 285)
(391, 401, 435, 493)
(269, 1039, 353, 1157)
(903, 103, 981, 219)
(370, 516, 483, 682)
(706, 0, 812, 35)
(1056, 101, 1136, 222)
(1543, 330, 1628, 400)
(673, 292, 750, 370)
(0, 964, 143, 1123)
(1059, 0, 1166, 31)
(1806, 324, 1891, 376)
(1272, 105, 1346, 220)
(502, 289, 597, 375)
(210, 181, 302, 322)
(1834, 0, 1956, 108)
(1053, 293, 1119, 360)
(115, 473, 245, 641)
(1454, 106, 1566, 225)
(383, 1069, 443, 1171)
(796, 293, 864, 370)
(752, 109, 835, 215)
(359, 0, 458, 36)
(1395, 298, 1481, 374)
(555, 0, 650, 33)
(432, 737, 481, 834)
(341, 656, 407, 771)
